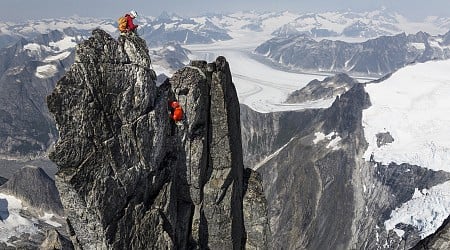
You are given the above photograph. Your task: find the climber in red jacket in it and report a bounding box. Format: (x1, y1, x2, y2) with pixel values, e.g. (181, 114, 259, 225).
(125, 10, 139, 33)
(169, 101, 184, 123)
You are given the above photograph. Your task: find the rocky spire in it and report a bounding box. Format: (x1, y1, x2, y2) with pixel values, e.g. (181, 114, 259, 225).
(47, 29, 269, 249)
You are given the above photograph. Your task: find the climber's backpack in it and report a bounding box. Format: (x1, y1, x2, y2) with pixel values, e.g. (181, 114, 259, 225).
(118, 16, 128, 32)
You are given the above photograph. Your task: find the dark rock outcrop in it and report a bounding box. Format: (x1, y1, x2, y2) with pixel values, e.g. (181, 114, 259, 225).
(0, 176, 7, 186)
(47, 29, 269, 249)
(286, 73, 359, 103)
(376, 131, 394, 147)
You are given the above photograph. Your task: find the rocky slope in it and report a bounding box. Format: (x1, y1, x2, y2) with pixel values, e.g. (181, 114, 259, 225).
(240, 104, 320, 169)
(0, 30, 76, 156)
(47, 29, 269, 249)
(285, 73, 359, 103)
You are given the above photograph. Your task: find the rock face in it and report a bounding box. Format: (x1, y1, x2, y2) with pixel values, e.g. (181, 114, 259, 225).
(240, 104, 320, 169)
(47, 29, 269, 249)
(0, 176, 6, 186)
(0, 166, 69, 249)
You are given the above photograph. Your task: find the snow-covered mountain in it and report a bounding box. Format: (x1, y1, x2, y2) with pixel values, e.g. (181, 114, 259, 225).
(271, 10, 450, 39)
(240, 59, 450, 249)
(363, 59, 450, 246)
(0, 17, 112, 50)
(0, 166, 69, 248)
(0, 29, 76, 157)
(255, 31, 450, 76)
(0, 13, 232, 49)
(139, 11, 232, 46)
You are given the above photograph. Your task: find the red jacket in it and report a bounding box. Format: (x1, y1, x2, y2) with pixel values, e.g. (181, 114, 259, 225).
(125, 14, 138, 31)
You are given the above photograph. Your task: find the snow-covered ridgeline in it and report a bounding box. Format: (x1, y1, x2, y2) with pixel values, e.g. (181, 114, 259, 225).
(9, 17, 117, 34)
(363, 60, 450, 172)
(362, 59, 450, 238)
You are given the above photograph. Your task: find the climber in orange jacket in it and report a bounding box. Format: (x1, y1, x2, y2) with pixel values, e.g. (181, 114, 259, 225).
(169, 101, 184, 123)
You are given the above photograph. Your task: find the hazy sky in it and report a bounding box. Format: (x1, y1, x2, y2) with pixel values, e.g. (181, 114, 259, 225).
(2, 0, 450, 22)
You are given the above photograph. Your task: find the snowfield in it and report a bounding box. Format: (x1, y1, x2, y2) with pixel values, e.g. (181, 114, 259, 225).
(36, 64, 58, 78)
(362, 59, 450, 239)
(384, 182, 450, 238)
(0, 193, 38, 245)
(363, 60, 450, 172)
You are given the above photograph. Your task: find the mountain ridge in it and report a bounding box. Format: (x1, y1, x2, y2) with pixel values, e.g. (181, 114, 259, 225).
(255, 31, 450, 76)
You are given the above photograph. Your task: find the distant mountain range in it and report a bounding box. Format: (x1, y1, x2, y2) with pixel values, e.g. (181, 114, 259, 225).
(270, 10, 450, 39)
(255, 31, 450, 76)
(139, 11, 232, 46)
(2, 9, 450, 50)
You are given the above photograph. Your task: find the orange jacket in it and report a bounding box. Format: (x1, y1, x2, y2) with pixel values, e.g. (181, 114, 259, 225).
(169, 101, 184, 122)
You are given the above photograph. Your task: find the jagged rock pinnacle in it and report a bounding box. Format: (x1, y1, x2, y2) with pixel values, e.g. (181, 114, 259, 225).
(47, 29, 269, 249)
